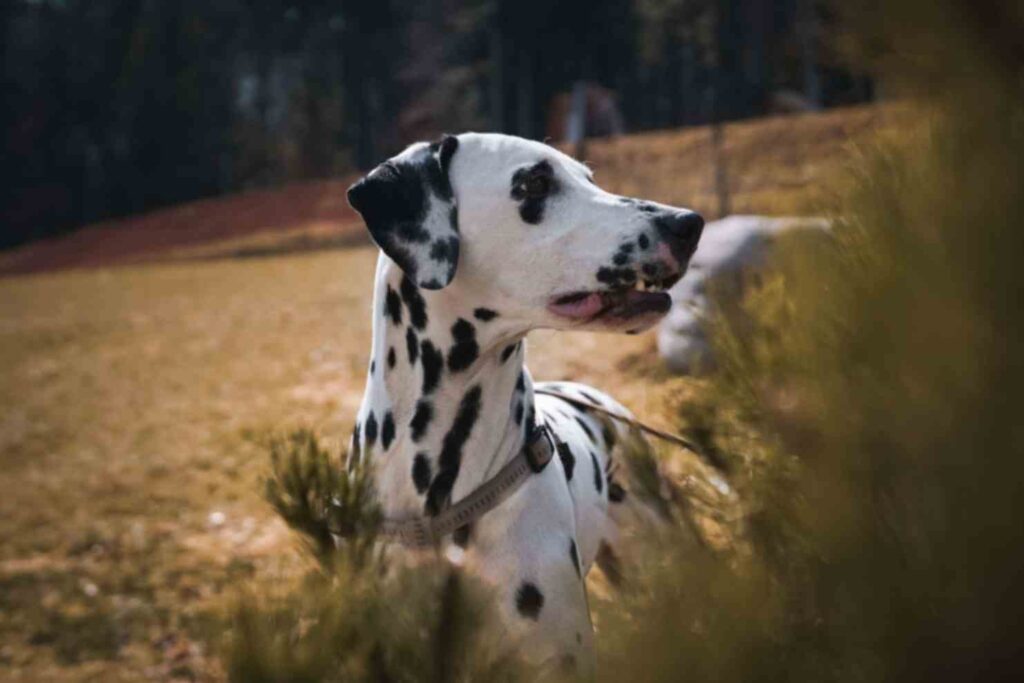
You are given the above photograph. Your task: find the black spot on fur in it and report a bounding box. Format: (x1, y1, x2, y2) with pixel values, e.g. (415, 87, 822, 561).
(525, 405, 537, 441)
(400, 277, 428, 330)
(385, 286, 402, 325)
(452, 524, 472, 548)
(447, 319, 479, 372)
(515, 582, 544, 620)
(638, 233, 650, 249)
(452, 318, 475, 340)
(575, 417, 595, 442)
(608, 480, 626, 503)
(473, 307, 499, 321)
(620, 198, 657, 214)
(569, 539, 581, 578)
(612, 242, 635, 267)
(597, 266, 637, 287)
(420, 340, 443, 394)
(515, 402, 524, 425)
(556, 441, 576, 481)
(364, 412, 378, 449)
(430, 236, 459, 264)
(382, 412, 395, 450)
(425, 385, 482, 516)
(519, 200, 544, 224)
(410, 400, 433, 442)
(412, 453, 432, 494)
(511, 161, 556, 225)
(516, 371, 525, 392)
(590, 451, 603, 493)
(370, 359, 376, 374)
(580, 389, 603, 406)
(387, 347, 396, 369)
(406, 327, 419, 364)
(501, 342, 518, 363)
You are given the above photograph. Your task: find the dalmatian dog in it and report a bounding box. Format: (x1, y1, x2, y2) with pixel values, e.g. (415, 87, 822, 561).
(346, 133, 703, 675)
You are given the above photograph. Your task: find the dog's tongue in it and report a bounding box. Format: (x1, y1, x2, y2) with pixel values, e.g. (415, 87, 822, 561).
(547, 292, 604, 319)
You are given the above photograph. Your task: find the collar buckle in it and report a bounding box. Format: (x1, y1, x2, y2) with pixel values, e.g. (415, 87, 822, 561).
(525, 424, 554, 473)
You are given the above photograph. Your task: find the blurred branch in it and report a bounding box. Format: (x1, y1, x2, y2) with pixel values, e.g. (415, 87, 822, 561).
(264, 429, 380, 571)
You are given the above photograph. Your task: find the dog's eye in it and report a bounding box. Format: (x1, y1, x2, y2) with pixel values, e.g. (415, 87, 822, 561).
(520, 175, 550, 198)
(511, 161, 556, 204)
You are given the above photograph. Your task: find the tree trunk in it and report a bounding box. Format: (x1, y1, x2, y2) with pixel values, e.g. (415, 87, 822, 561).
(515, 50, 533, 138)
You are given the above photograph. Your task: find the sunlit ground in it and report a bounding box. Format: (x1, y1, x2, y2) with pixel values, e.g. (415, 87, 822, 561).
(0, 246, 696, 681)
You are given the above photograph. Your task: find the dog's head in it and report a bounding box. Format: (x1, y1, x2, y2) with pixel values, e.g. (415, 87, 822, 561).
(348, 133, 703, 333)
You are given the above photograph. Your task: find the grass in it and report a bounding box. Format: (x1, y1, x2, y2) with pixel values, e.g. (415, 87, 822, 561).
(0, 246, 691, 681)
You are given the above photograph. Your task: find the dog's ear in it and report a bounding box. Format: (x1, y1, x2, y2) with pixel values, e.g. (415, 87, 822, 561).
(347, 135, 461, 290)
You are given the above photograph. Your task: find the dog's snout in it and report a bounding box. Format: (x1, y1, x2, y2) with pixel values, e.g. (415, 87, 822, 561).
(653, 210, 704, 260)
(662, 211, 704, 240)
(680, 211, 705, 236)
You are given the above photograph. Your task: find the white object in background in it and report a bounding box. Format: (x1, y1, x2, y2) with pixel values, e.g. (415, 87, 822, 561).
(658, 215, 829, 374)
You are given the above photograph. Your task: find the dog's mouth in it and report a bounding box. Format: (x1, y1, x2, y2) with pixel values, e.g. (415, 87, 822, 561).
(547, 271, 683, 325)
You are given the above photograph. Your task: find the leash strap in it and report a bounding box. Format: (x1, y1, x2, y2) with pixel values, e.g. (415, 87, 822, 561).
(533, 387, 715, 466)
(377, 426, 555, 548)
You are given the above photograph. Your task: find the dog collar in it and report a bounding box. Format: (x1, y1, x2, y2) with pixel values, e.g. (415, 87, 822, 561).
(376, 425, 554, 549)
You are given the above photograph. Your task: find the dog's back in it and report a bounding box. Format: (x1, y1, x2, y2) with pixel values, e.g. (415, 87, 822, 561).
(533, 381, 637, 575)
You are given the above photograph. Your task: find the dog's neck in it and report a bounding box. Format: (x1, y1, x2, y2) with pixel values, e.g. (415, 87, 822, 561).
(353, 255, 535, 519)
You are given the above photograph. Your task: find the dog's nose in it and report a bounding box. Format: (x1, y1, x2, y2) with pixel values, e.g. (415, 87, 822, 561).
(664, 211, 704, 239)
(656, 211, 704, 253)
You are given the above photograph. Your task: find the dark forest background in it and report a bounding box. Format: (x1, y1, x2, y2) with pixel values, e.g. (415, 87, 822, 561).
(0, 0, 872, 249)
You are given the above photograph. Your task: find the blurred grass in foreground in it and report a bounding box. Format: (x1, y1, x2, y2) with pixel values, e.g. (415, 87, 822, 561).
(230, 431, 527, 683)
(597, 1, 1024, 680)
(230, 1, 1024, 680)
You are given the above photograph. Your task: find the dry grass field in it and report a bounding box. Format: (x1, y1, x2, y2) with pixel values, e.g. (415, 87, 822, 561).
(0, 106, 898, 681)
(0, 247, 696, 681)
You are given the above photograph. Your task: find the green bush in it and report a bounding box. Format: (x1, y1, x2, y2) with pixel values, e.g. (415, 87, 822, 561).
(595, 2, 1024, 681)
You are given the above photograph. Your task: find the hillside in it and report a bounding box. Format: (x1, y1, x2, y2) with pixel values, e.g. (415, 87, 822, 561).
(0, 178, 364, 276)
(0, 104, 897, 277)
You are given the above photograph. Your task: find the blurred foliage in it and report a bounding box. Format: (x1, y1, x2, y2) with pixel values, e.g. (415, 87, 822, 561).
(228, 564, 526, 683)
(231, 429, 529, 682)
(265, 429, 380, 569)
(597, 1, 1024, 681)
